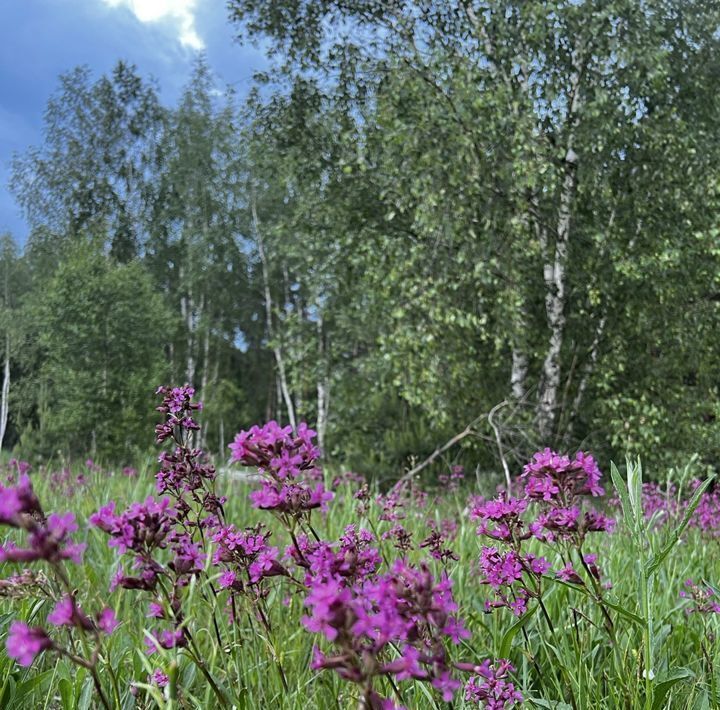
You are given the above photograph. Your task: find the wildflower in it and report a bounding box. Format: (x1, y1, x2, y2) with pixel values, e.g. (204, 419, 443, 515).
(464, 659, 523, 708)
(6, 622, 52, 667)
(150, 669, 169, 688)
(303, 558, 467, 704)
(556, 564, 583, 584)
(0, 475, 41, 524)
(47, 596, 92, 630)
(0, 512, 86, 565)
(97, 608, 119, 634)
(681, 579, 720, 614)
(522, 449, 604, 502)
(382, 524, 413, 553)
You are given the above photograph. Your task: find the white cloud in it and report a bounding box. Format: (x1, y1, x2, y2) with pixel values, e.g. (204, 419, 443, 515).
(102, 0, 204, 50)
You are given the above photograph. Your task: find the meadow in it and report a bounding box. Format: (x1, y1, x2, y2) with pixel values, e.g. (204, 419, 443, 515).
(1, 386, 719, 710)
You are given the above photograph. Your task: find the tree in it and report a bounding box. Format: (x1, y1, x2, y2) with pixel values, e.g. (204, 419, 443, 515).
(26, 242, 172, 458)
(145, 58, 248, 408)
(228, 0, 720, 471)
(11, 62, 163, 261)
(0, 234, 28, 452)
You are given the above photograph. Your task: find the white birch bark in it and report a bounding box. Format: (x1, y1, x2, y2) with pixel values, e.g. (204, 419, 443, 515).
(316, 314, 330, 451)
(252, 195, 297, 431)
(537, 52, 584, 442)
(510, 348, 528, 400)
(0, 334, 9, 454)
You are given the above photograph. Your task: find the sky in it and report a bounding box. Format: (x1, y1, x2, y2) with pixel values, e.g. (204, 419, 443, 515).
(0, 0, 267, 243)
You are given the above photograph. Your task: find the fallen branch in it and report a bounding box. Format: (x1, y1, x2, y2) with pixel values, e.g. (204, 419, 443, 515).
(396, 397, 532, 488)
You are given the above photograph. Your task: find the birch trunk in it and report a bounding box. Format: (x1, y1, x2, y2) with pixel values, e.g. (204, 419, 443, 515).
(200, 327, 210, 450)
(0, 334, 9, 453)
(316, 315, 330, 452)
(180, 278, 196, 385)
(252, 195, 297, 431)
(536, 52, 584, 442)
(510, 347, 528, 400)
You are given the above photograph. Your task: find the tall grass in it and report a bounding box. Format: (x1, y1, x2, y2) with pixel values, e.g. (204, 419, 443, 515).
(1, 455, 718, 709)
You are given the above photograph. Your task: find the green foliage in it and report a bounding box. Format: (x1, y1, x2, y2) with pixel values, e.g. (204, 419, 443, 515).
(4, 3, 720, 472)
(21, 243, 172, 459)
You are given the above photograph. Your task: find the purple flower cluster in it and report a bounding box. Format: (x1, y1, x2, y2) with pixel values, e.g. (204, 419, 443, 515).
(523, 449, 604, 500)
(0, 477, 118, 678)
(420, 518, 459, 564)
(471, 450, 615, 616)
(0, 476, 86, 566)
(305, 559, 470, 705)
(610, 478, 720, 537)
(438, 464, 465, 491)
(680, 579, 720, 614)
(212, 523, 287, 592)
(48, 467, 90, 498)
(288, 525, 382, 586)
(6, 623, 53, 667)
(154, 385, 202, 444)
(91, 497, 174, 557)
(229, 421, 333, 518)
(375, 480, 428, 523)
(91, 495, 205, 650)
(464, 659, 523, 709)
(89, 387, 228, 661)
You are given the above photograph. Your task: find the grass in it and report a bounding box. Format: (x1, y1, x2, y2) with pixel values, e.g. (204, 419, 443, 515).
(0, 455, 719, 709)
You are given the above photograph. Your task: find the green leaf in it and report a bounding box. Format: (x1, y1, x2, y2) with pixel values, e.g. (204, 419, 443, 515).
(77, 677, 94, 710)
(0, 676, 16, 709)
(645, 475, 715, 577)
(627, 456, 644, 532)
(58, 678, 73, 710)
(15, 670, 54, 703)
(652, 668, 694, 710)
(610, 461, 634, 534)
(602, 597, 646, 627)
(499, 604, 538, 658)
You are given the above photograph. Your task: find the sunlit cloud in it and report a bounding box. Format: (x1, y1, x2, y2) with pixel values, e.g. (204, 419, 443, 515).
(101, 0, 204, 50)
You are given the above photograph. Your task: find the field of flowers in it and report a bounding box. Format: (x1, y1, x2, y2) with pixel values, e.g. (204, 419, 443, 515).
(1, 386, 719, 709)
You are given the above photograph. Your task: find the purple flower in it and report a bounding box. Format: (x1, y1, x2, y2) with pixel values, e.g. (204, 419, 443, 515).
(432, 671, 461, 702)
(47, 596, 93, 630)
(442, 616, 471, 644)
(6, 622, 52, 667)
(218, 570, 237, 589)
(465, 659, 523, 708)
(150, 669, 169, 688)
(0, 512, 86, 565)
(47, 597, 75, 626)
(0, 475, 41, 524)
(97, 608, 119, 634)
(522, 449, 604, 502)
(556, 564, 583, 584)
(145, 628, 186, 655)
(478, 548, 524, 589)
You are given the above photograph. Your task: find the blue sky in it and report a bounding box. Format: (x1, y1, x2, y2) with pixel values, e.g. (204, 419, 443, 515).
(0, 0, 266, 243)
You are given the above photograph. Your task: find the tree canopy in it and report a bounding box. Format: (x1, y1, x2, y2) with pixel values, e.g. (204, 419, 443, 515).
(3, 3, 720, 476)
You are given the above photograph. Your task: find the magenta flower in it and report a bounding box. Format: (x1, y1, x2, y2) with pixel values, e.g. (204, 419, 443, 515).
(556, 564, 584, 584)
(0, 511, 86, 565)
(522, 449, 604, 502)
(6, 622, 52, 667)
(465, 659, 523, 708)
(97, 608, 119, 634)
(47, 597, 75, 626)
(150, 669, 169, 688)
(0, 475, 41, 524)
